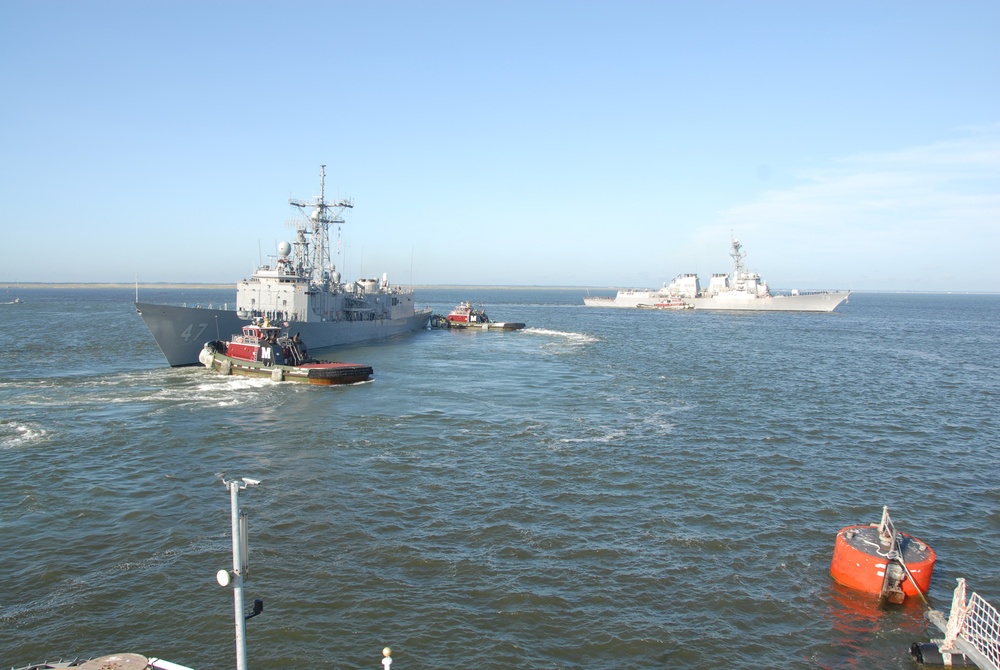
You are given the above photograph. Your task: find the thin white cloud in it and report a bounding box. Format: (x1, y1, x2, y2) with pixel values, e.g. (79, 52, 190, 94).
(696, 126, 1000, 290)
(721, 127, 1000, 234)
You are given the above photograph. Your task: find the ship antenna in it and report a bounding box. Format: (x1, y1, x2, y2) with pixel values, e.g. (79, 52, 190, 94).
(319, 164, 325, 206)
(730, 235, 746, 278)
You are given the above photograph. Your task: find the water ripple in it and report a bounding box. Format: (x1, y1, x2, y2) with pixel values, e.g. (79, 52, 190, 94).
(1, 290, 999, 669)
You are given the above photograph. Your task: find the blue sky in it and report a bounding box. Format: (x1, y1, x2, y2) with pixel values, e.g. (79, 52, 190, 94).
(2, 1, 998, 291)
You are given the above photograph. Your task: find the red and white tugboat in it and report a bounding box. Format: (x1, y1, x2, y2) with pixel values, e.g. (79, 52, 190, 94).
(430, 302, 525, 330)
(199, 321, 373, 385)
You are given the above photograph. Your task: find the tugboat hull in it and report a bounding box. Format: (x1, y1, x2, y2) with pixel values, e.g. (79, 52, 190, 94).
(199, 348, 373, 385)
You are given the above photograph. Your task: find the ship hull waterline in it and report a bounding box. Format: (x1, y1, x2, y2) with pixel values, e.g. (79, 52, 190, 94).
(136, 302, 432, 367)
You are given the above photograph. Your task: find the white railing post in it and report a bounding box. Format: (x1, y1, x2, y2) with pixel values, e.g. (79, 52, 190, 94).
(941, 578, 968, 652)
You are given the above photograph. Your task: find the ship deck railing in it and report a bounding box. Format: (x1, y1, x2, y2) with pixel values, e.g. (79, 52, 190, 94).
(928, 578, 1000, 670)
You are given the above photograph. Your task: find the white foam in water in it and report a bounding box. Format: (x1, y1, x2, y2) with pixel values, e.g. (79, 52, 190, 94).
(195, 376, 274, 406)
(524, 327, 599, 344)
(558, 428, 628, 444)
(0, 422, 48, 449)
(199, 376, 271, 392)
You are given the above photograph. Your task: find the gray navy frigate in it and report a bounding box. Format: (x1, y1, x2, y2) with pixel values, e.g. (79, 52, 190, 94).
(136, 166, 431, 367)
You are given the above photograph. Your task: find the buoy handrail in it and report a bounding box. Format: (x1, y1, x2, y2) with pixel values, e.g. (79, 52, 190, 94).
(877, 507, 930, 604)
(877, 505, 896, 546)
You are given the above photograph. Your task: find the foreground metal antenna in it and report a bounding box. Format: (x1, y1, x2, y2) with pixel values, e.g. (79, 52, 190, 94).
(216, 475, 262, 670)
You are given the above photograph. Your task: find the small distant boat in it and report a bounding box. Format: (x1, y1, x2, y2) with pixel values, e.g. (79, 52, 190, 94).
(637, 298, 692, 310)
(430, 302, 526, 331)
(2, 297, 21, 305)
(199, 321, 373, 385)
(830, 506, 936, 604)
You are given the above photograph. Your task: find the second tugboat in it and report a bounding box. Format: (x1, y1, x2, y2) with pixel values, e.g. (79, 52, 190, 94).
(199, 321, 373, 385)
(637, 298, 693, 310)
(430, 302, 525, 331)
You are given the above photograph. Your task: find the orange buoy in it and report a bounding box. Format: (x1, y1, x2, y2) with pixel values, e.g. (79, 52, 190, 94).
(830, 507, 935, 604)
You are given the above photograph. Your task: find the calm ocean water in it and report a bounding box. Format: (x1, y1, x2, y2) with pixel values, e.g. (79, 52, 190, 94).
(1, 287, 998, 669)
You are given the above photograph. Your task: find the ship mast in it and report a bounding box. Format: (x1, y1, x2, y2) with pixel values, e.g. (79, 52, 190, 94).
(288, 165, 354, 289)
(730, 237, 747, 279)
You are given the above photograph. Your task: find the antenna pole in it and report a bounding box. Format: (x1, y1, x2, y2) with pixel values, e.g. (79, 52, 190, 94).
(221, 477, 260, 670)
(230, 480, 248, 670)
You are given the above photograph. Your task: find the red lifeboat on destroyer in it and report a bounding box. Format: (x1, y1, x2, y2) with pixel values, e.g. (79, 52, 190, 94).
(830, 506, 936, 604)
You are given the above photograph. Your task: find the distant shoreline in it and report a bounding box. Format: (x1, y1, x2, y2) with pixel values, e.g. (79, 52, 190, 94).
(5, 283, 606, 291)
(2, 283, 998, 295)
(5, 283, 234, 290)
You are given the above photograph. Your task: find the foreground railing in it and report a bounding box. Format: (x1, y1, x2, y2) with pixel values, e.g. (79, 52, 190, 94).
(920, 578, 1000, 670)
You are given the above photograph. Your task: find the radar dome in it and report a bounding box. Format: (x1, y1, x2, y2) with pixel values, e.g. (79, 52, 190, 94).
(277, 241, 292, 258)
